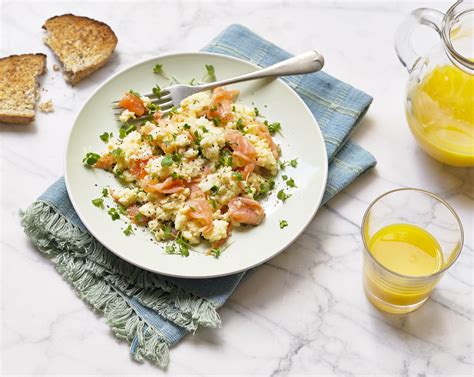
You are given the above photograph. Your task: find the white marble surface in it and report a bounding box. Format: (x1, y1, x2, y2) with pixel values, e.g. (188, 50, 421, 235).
(1, 0, 472, 375)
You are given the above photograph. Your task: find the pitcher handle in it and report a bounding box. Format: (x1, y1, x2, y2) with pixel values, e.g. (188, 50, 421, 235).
(395, 8, 445, 72)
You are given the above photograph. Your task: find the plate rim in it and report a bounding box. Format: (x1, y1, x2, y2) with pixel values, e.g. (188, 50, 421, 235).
(64, 51, 328, 278)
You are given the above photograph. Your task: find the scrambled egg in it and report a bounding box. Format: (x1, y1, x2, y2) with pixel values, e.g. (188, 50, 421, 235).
(90, 87, 281, 249)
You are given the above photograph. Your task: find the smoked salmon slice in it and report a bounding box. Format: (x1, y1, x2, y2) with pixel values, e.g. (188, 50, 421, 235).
(186, 185, 213, 233)
(228, 197, 265, 225)
(207, 87, 239, 124)
(119, 92, 146, 116)
(142, 176, 185, 194)
(253, 122, 279, 159)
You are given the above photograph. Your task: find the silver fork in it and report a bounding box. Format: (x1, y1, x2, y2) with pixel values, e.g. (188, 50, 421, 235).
(113, 50, 324, 121)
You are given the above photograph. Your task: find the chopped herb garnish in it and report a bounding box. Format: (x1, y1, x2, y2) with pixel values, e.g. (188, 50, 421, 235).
(152, 85, 162, 98)
(286, 178, 297, 188)
(129, 89, 140, 97)
(257, 178, 275, 198)
(165, 244, 176, 254)
(210, 185, 220, 195)
(162, 224, 172, 240)
(123, 224, 134, 236)
(193, 130, 202, 145)
(172, 152, 183, 163)
(108, 208, 120, 221)
(147, 102, 160, 112)
(265, 120, 281, 135)
(233, 172, 243, 181)
(254, 107, 260, 116)
(171, 172, 184, 180)
(282, 175, 288, 180)
(117, 204, 127, 215)
(111, 148, 124, 160)
(176, 235, 190, 257)
(135, 213, 145, 223)
(204, 64, 216, 82)
(183, 123, 191, 130)
(102, 188, 109, 197)
(83, 152, 100, 166)
(169, 106, 178, 115)
(277, 189, 291, 202)
(161, 154, 173, 167)
(153, 63, 163, 74)
(218, 149, 233, 167)
(279, 220, 288, 229)
(100, 132, 112, 143)
(279, 159, 298, 169)
(92, 198, 104, 208)
(212, 117, 221, 127)
(200, 126, 209, 133)
(232, 105, 236, 112)
(119, 123, 136, 138)
(236, 118, 245, 132)
(210, 247, 221, 259)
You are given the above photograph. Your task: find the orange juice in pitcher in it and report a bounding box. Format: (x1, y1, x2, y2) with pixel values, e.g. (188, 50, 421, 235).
(395, 1, 474, 166)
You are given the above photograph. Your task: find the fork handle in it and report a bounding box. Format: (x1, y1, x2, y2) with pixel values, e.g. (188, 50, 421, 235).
(198, 50, 325, 91)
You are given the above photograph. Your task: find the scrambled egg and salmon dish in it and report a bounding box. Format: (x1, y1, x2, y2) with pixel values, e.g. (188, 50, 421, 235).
(85, 86, 282, 253)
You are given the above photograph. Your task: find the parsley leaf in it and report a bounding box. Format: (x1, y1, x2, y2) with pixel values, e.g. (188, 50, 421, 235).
(286, 178, 297, 188)
(277, 189, 291, 202)
(265, 120, 281, 135)
(100, 132, 112, 143)
(153, 63, 163, 74)
(119, 123, 136, 139)
(111, 148, 124, 160)
(123, 224, 134, 236)
(236, 118, 245, 132)
(102, 188, 109, 197)
(152, 85, 162, 98)
(290, 159, 298, 168)
(254, 107, 260, 116)
(161, 154, 174, 167)
(279, 220, 288, 229)
(210, 185, 219, 195)
(129, 89, 140, 97)
(233, 172, 243, 181)
(204, 64, 216, 82)
(210, 247, 221, 259)
(92, 198, 104, 208)
(108, 208, 120, 221)
(83, 152, 100, 166)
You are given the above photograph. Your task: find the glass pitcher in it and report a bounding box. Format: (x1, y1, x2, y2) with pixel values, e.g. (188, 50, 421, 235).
(395, 0, 473, 167)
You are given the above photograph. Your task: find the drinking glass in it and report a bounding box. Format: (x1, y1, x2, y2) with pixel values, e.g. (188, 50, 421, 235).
(362, 188, 464, 314)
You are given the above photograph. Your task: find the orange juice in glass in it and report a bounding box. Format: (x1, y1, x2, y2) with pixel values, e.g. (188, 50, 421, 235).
(362, 189, 463, 314)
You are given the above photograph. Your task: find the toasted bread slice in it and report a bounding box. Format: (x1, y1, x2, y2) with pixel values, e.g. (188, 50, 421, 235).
(0, 54, 47, 124)
(43, 14, 117, 85)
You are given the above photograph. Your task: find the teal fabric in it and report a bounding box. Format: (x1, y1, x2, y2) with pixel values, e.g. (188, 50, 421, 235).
(21, 24, 376, 366)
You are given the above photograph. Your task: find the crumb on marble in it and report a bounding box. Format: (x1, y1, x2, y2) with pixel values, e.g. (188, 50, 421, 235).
(53, 64, 60, 71)
(38, 99, 54, 113)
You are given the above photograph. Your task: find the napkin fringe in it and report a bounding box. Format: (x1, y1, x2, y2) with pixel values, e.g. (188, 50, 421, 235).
(19, 201, 200, 368)
(20, 201, 221, 333)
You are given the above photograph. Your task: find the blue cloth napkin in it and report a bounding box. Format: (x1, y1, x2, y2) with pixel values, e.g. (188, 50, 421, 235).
(20, 24, 376, 368)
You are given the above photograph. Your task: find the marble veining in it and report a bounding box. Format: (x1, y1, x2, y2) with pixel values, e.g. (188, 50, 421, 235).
(1, 0, 472, 375)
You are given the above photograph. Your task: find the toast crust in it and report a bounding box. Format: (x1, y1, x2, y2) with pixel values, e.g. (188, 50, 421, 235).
(43, 14, 117, 85)
(0, 53, 47, 124)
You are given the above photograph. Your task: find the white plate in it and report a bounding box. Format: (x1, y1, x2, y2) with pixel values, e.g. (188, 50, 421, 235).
(65, 52, 328, 278)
